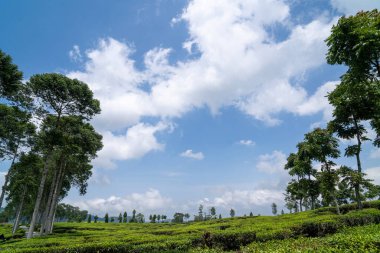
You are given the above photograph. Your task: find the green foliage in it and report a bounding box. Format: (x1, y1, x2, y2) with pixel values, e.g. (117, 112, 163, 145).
(27, 73, 100, 120)
(55, 203, 88, 222)
(0, 50, 23, 101)
(271, 203, 277, 215)
(326, 10, 380, 80)
(123, 212, 127, 223)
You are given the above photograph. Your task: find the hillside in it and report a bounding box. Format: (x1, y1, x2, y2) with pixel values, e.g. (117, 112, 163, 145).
(1, 201, 380, 253)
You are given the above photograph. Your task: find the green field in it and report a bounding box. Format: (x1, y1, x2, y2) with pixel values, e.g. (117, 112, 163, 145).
(1, 201, 380, 252)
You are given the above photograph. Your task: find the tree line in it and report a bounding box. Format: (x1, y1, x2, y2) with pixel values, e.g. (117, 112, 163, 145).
(284, 10, 380, 214)
(0, 51, 103, 238)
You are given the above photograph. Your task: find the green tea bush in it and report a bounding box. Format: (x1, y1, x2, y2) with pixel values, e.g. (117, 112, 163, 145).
(314, 200, 380, 214)
(193, 231, 257, 251)
(2, 201, 380, 253)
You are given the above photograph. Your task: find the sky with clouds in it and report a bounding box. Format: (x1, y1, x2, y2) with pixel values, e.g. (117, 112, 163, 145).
(1, 0, 379, 217)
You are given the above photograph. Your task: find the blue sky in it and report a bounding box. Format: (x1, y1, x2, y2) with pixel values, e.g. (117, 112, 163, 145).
(1, 0, 379, 218)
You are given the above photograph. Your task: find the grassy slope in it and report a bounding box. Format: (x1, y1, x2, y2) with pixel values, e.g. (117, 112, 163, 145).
(0, 201, 380, 252)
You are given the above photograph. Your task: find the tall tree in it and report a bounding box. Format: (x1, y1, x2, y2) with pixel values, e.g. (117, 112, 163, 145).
(304, 128, 341, 214)
(5, 153, 42, 235)
(131, 209, 136, 222)
(210, 207, 216, 218)
(271, 203, 277, 215)
(0, 105, 35, 209)
(328, 76, 378, 209)
(123, 211, 127, 223)
(230, 208, 235, 218)
(284, 146, 318, 212)
(38, 115, 102, 235)
(326, 10, 380, 204)
(104, 213, 109, 223)
(26, 73, 100, 239)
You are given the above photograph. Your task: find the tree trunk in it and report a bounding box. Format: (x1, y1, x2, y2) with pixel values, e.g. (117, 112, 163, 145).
(353, 116, 363, 209)
(12, 187, 26, 235)
(0, 152, 18, 209)
(27, 154, 51, 239)
(46, 162, 65, 234)
(333, 194, 341, 215)
(324, 161, 341, 215)
(40, 167, 59, 235)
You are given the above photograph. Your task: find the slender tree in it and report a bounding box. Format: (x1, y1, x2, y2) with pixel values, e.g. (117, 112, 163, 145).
(27, 73, 100, 239)
(271, 203, 277, 215)
(5, 153, 42, 235)
(131, 209, 136, 222)
(0, 105, 35, 209)
(304, 128, 341, 214)
(87, 214, 92, 223)
(123, 211, 127, 223)
(104, 213, 109, 223)
(230, 208, 235, 218)
(326, 10, 380, 209)
(210, 207, 216, 218)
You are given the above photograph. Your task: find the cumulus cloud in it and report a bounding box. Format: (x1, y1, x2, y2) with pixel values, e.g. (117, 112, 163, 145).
(256, 150, 287, 174)
(89, 169, 111, 186)
(330, 0, 380, 15)
(370, 149, 380, 159)
(180, 149, 204, 160)
(296, 81, 338, 121)
(199, 189, 284, 209)
(68, 0, 341, 167)
(93, 122, 170, 169)
(239, 139, 256, 146)
(71, 189, 171, 215)
(365, 167, 380, 185)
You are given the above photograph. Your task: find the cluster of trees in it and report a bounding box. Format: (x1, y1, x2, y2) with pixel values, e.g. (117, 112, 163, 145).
(87, 210, 151, 224)
(284, 10, 380, 214)
(0, 50, 102, 238)
(148, 214, 168, 223)
(55, 203, 88, 222)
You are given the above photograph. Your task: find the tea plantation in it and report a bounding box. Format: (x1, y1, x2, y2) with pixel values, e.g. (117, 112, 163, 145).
(1, 201, 380, 253)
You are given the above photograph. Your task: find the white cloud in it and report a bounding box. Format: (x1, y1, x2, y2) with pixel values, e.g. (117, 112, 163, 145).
(71, 189, 171, 215)
(199, 189, 284, 208)
(93, 122, 170, 169)
(239, 139, 255, 146)
(330, 0, 380, 15)
(89, 169, 111, 186)
(296, 81, 338, 121)
(68, 0, 340, 167)
(69, 45, 82, 62)
(370, 149, 380, 159)
(256, 150, 287, 174)
(180, 149, 204, 160)
(365, 167, 380, 185)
